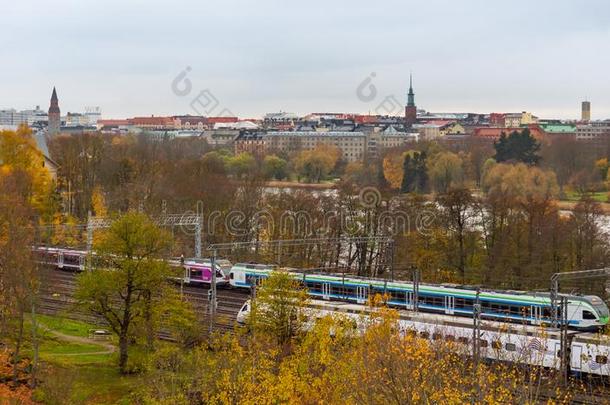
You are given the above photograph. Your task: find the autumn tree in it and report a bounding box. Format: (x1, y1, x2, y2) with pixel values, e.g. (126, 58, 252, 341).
(75, 213, 181, 373)
(342, 161, 378, 187)
(0, 125, 55, 218)
(294, 144, 341, 183)
(572, 195, 607, 270)
(248, 271, 309, 346)
(227, 152, 257, 179)
(0, 171, 39, 385)
(263, 154, 288, 180)
(436, 188, 478, 282)
(481, 163, 560, 286)
(427, 151, 463, 193)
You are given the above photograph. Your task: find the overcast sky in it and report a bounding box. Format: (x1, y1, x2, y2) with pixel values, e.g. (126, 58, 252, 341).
(3, 0, 610, 119)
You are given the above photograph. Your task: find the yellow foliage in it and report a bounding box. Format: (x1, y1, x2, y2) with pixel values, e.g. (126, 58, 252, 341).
(383, 151, 405, 189)
(0, 125, 54, 216)
(294, 143, 341, 182)
(91, 185, 108, 217)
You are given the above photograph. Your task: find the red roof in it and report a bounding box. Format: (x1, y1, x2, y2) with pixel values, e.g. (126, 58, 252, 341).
(207, 116, 238, 124)
(128, 116, 174, 125)
(98, 119, 129, 126)
(473, 127, 521, 139)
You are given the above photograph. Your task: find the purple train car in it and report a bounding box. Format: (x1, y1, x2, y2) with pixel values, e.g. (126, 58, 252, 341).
(182, 258, 232, 285)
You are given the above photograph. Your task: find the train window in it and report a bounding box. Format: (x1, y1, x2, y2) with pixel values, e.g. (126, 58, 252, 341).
(542, 307, 551, 318)
(458, 337, 469, 345)
(191, 270, 202, 279)
(478, 339, 488, 348)
(419, 331, 430, 339)
(595, 355, 608, 364)
(492, 340, 502, 349)
(583, 310, 597, 320)
(230, 272, 234, 279)
(505, 343, 517, 352)
(390, 290, 405, 301)
(432, 333, 442, 341)
(454, 298, 466, 309)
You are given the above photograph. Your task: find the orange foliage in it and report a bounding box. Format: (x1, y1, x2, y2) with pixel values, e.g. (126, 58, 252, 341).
(0, 350, 34, 405)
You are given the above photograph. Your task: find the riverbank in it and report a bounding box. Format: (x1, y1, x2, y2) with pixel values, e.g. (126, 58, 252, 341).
(265, 180, 337, 190)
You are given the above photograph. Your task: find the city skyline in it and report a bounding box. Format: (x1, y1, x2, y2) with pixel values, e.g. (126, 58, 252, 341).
(4, 0, 610, 119)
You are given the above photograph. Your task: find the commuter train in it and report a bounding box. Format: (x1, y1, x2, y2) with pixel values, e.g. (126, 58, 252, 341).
(167, 257, 232, 286)
(237, 299, 610, 377)
(35, 246, 231, 286)
(228, 264, 610, 331)
(34, 247, 610, 331)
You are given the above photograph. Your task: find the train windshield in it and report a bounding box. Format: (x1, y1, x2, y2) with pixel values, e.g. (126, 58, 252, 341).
(588, 296, 609, 322)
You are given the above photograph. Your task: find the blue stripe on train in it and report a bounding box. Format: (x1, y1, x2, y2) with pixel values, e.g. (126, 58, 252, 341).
(237, 276, 580, 326)
(241, 272, 551, 308)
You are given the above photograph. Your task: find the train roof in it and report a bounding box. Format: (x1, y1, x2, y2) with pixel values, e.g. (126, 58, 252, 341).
(307, 299, 574, 339)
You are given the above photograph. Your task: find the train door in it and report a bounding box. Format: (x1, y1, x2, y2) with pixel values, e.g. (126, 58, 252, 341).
(445, 296, 455, 315)
(554, 342, 562, 368)
(78, 255, 85, 271)
(58, 252, 64, 269)
(571, 344, 583, 371)
(406, 292, 414, 310)
(184, 266, 191, 283)
(356, 286, 368, 304)
(531, 306, 542, 325)
(322, 283, 331, 300)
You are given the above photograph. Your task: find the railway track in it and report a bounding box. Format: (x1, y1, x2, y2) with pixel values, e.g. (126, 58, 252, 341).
(37, 267, 250, 337)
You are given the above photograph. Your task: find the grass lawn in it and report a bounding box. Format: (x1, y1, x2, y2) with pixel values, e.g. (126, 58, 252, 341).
(35, 314, 98, 338)
(23, 314, 144, 404)
(561, 191, 608, 202)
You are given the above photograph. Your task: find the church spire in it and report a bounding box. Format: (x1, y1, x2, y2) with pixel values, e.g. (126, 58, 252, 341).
(407, 73, 415, 107)
(48, 86, 61, 135)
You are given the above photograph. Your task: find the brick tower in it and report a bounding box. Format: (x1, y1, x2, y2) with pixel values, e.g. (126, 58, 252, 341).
(404, 74, 417, 127)
(48, 87, 60, 135)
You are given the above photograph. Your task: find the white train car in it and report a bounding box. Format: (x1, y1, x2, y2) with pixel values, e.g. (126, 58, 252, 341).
(571, 333, 610, 376)
(237, 299, 609, 377)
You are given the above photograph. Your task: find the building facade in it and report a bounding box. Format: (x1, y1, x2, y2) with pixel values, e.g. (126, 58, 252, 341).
(582, 101, 591, 122)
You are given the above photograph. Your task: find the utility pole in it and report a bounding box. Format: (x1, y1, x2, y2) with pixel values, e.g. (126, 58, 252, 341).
(560, 296, 569, 386)
(412, 266, 419, 312)
(389, 241, 395, 282)
(86, 211, 93, 271)
(551, 268, 610, 327)
(472, 288, 481, 403)
(195, 216, 202, 259)
(208, 249, 218, 336)
(473, 288, 481, 369)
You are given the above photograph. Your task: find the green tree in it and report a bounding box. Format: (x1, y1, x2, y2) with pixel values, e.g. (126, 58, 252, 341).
(428, 151, 463, 193)
(494, 128, 541, 165)
(75, 213, 173, 373)
(227, 152, 257, 178)
(263, 154, 288, 180)
(294, 144, 341, 183)
(248, 271, 309, 345)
